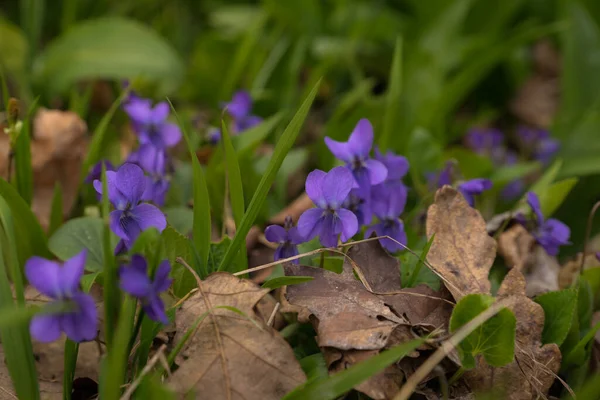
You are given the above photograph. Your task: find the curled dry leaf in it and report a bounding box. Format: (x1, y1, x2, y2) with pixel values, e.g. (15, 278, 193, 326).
(498, 225, 559, 296)
(464, 268, 561, 400)
(168, 272, 306, 400)
(425, 187, 496, 300)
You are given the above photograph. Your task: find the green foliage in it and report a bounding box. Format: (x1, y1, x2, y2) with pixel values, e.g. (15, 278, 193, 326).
(449, 294, 516, 369)
(380, 37, 403, 152)
(262, 276, 314, 289)
(33, 17, 184, 95)
(48, 182, 63, 236)
(404, 234, 436, 289)
(535, 288, 578, 346)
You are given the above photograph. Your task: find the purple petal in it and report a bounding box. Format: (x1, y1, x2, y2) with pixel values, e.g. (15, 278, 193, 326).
(274, 244, 299, 263)
(159, 122, 182, 148)
(238, 115, 262, 131)
(151, 102, 170, 124)
(365, 159, 388, 185)
(324, 137, 353, 163)
(131, 203, 167, 233)
(319, 214, 341, 248)
(30, 314, 62, 343)
(124, 98, 153, 123)
(153, 261, 172, 293)
(297, 208, 324, 241)
(322, 166, 355, 209)
(347, 119, 374, 159)
(109, 210, 129, 240)
(85, 160, 114, 184)
(501, 179, 524, 201)
(120, 258, 152, 298)
(375, 149, 409, 182)
(265, 225, 287, 244)
(379, 219, 407, 253)
(338, 209, 358, 242)
(62, 293, 98, 342)
(287, 226, 305, 245)
(25, 257, 62, 298)
(526, 192, 544, 224)
(144, 294, 169, 324)
(60, 250, 86, 295)
(227, 91, 253, 119)
(305, 169, 327, 207)
(458, 188, 475, 207)
(94, 171, 127, 209)
(115, 163, 146, 205)
(132, 144, 166, 174)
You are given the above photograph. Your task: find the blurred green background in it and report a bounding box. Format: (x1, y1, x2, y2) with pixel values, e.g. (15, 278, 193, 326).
(2, 0, 600, 257)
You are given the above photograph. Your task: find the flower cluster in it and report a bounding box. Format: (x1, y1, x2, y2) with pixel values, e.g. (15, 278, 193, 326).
(519, 192, 570, 256)
(208, 90, 262, 143)
(427, 161, 493, 207)
(27, 251, 172, 343)
(265, 216, 304, 263)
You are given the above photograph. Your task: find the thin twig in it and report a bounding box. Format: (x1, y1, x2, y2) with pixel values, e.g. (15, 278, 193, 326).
(266, 302, 280, 327)
(393, 297, 517, 400)
(120, 344, 167, 400)
(177, 257, 231, 400)
(580, 201, 600, 274)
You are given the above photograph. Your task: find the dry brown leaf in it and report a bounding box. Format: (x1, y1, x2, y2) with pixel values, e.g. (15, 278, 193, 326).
(497, 224, 535, 270)
(0, 108, 87, 230)
(169, 272, 305, 399)
(383, 285, 453, 331)
(346, 239, 402, 292)
(425, 186, 496, 300)
(284, 263, 407, 350)
(464, 268, 561, 400)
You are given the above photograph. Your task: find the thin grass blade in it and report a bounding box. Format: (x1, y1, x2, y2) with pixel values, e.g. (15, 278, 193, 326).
(380, 37, 403, 152)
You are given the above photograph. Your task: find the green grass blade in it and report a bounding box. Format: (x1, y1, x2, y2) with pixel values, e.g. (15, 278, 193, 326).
(380, 37, 403, 152)
(48, 182, 63, 236)
(283, 339, 424, 400)
(101, 166, 118, 348)
(63, 339, 78, 400)
(20, 0, 45, 69)
(0, 66, 9, 108)
(13, 97, 39, 205)
(218, 79, 321, 272)
(81, 87, 130, 179)
(406, 233, 435, 288)
(168, 100, 211, 275)
(221, 119, 248, 273)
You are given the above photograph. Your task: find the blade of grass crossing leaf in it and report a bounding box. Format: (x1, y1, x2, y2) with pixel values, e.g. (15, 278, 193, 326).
(100, 297, 136, 399)
(167, 99, 211, 275)
(101, 166, 118, 348)
(262, 276, 314, 289)
(13, 96, 39, 205)
(0, 199, 40, 399)
(81, 87, 131, 178)
(380, 37, 403, 152)
(48, 182, 63, 236)
(218, 79, 321, 272)
(283, 339, 424, 400)
(221, 119, 247, 272)
(406, 234, 435, 288)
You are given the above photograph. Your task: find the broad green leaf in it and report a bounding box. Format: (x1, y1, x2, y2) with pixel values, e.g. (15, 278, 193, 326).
(528, 159, 562, 196)
(48, 217, 117, 272)
(535, 288, 578, 346)
(406, 127, 442, 197)
(537, 177, 578, 217)
(380, 37, 402, 152)
(33, 17, 184, 95)
(262, 276, 314, 290)
(169, 101, 211, 277)
(163, 207, 194, 236)
(206, 237, 232, 274)
(0, 178, 50, 265)
(490, 162, 540, 185)
(161, 227, 195, 297)
(299, 353, 329, 382)
(283, 339, 424, 400)
(0, 18, 27, 75)
(444, 147, 494, 179)
(48, 182, 63, 236)
(449, 294, 516, 369)
(583, 267, 600, 309)
(128, 228, 161, 264)
(219, 80, 320, 272)
(564, 319, 600, 367)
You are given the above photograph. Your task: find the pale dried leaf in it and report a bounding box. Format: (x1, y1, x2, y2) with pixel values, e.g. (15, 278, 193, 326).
(425, 187, 496, 300)
(169, 273, 305, 400)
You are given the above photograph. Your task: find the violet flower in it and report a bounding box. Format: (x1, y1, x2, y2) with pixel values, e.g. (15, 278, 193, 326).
(457, 178, 492, 207)
(120, 255, 172, 324)
(26, 250, 97, 343)
(84, 160, 114, 184)
(342, 189, 370, 226)
(225, 90, 262, 134)
(297, 167, 359, 248)
(427, 161, 454, 189)
(124, 99, 182, 148)
(517, 126, 560, 165)
(265, 216, 304, 263)
(128, 144, 170, 206)
(374, 148, 409, 188)
(93, 163, 167, 250)
(366, 186, 407, 253)
(523, 192, 570, 256)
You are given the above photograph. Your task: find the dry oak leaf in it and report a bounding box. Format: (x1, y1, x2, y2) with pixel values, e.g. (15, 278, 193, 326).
(463, 268, 561, 400)
(168, 272, 305, 400)
(284, 263, 408, 351)
(425, 186, 496, 300)
(346, 238, 402, 293)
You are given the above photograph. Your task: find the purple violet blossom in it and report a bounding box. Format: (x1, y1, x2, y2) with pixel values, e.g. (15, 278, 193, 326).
(265, 216, 305, 263)
(427, 161, 454, 190)
(457, 178, 492, 207)
(342, 189, 370, 226)
(366, 185, 408, 253)
(93, 163, 167, 250)
(225, 90, 263, 133)
(26, 250, 97, 343)
(124, 99, 182, 149)
(127, 144, 170, 206)
(84, 160, 114, 184)
(297, 167, 359, 248)
(522, 192, 570, 256)
(120, 255, 172, 324)
(517, 126, 560, 165)
(374, 148, 409, 188)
